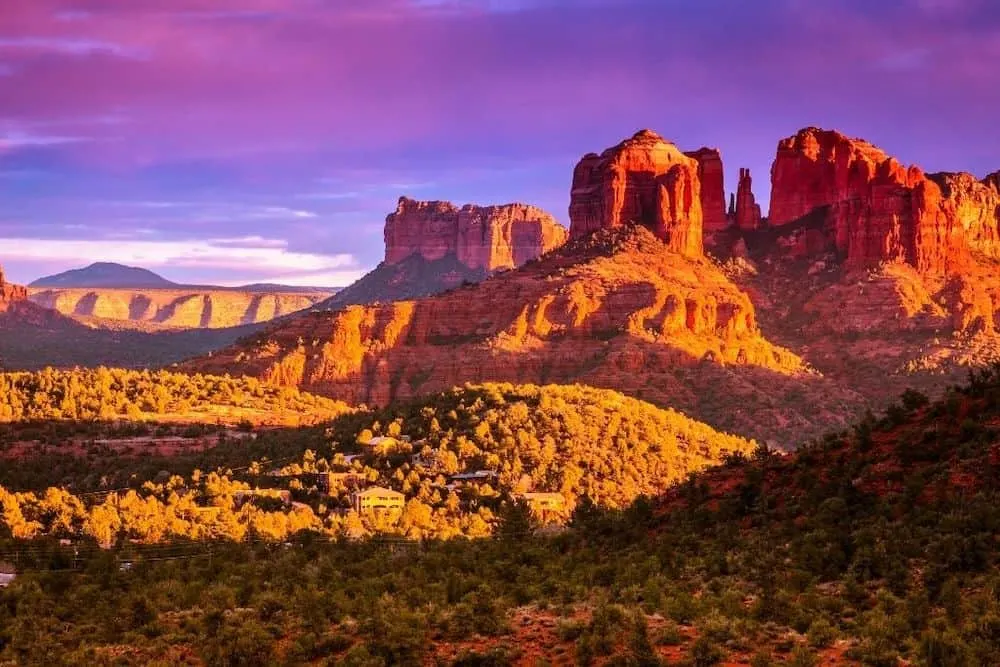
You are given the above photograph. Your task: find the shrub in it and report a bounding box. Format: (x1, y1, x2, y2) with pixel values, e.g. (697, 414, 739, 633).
(806, 617, 837, 648)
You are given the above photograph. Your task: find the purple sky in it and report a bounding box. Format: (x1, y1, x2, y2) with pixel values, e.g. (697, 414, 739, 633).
(1, 0, 998, 286)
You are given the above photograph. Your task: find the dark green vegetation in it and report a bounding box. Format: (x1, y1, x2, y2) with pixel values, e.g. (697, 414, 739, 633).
(3, 368, 1000, 663)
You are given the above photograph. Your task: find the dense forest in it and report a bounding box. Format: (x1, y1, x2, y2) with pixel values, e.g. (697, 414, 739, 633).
(0, 367, 350, 424)
(0, 383, 756, 544)
(2, 369, 1000, 663)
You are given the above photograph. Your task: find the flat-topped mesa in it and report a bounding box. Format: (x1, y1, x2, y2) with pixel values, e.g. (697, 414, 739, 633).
(569, 129, 704, 259)
(685, 147, 728, 234)
(768, 127, 1000, 274)
(0, 265, 28, 312)
(734, 168, 762, 231)
(384, 196, 567, 271)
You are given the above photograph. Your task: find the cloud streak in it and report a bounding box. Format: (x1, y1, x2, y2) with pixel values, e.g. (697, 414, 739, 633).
(0, 236, 365, 286)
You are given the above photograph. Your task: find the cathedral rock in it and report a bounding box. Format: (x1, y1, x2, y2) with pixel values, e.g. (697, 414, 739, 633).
(383, 197, 567, 272)
(569, 129, 704, 259)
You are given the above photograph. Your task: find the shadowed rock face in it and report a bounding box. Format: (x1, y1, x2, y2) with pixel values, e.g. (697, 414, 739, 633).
(0, 266, 27, 312)
(383, 197, 566, 271)
(569, 130, 704, 259)
(685, 147, 727, 234)
(768, 127, 1000, 275)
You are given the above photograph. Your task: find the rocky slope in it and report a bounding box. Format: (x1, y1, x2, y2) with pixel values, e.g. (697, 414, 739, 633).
(29, 287, 330, 329)
(320, 196, 566, 309)
(185, 226, 865, 446)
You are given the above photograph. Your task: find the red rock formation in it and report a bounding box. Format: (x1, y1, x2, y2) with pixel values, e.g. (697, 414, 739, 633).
(183, 226, 859, 445)
(0, 265, 27, 312)
(768, 127, 1000, 274)
(734, 168, 762, 231)
(685, 147, 728, 233)
(569, 130, 704, 259)
(383, 197, 566, 271)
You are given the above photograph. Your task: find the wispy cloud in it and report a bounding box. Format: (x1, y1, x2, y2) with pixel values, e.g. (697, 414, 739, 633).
(0, 236, 368, 285)
(0, 37, 148, 59)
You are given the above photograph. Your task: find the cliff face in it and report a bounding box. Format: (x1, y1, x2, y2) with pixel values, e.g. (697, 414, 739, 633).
(685, 147, 728, 234)
(383, 197, 566, 271)
(767, 127, 1000, 274)
(0, 266, 28, 312)
(27, 288, 328, 329)
(569, 130, 704, 259)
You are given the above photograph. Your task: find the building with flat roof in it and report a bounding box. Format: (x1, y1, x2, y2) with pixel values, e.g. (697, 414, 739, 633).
(518, 492, 566, 521)
(351, 486, 405, 514)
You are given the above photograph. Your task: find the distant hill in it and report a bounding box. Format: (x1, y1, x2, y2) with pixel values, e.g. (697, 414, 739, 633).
(25, 263, 337, 330)
(30, 263, 340, 294)
(30, 262, 177, 289)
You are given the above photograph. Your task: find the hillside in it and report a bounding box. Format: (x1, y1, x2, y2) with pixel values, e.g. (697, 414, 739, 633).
(185, 226, 864, 446)
(0, 381, 754, 541)
(3, 372, 1000, 663)
(30, 262, 176, 288)
(0, 367, 350, 426)
(29, 286, 331, 329)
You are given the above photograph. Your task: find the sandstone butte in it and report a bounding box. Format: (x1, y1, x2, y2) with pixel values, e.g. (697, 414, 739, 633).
(321, 197, 567, 309)
(27, 287, 328, 329)
(569, 129, 704, 258)
(384, 196, 567, 271)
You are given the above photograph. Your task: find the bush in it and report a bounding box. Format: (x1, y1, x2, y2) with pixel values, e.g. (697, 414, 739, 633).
(806, 617, 837, 648)
(689, 636, 724, 666)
